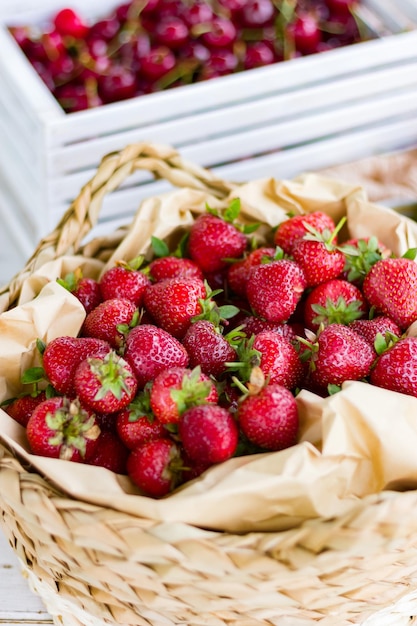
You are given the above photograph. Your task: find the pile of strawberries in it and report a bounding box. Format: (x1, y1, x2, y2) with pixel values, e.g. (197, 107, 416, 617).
(3, 200, 417, 498)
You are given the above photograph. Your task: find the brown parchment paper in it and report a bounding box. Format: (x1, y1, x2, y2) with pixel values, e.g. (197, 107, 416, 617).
(2, 171, 417, 533)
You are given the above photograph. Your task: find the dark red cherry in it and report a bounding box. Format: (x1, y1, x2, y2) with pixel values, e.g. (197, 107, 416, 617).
(200, 17, 237, 49)
(243, 41, 276, 69)
(287, 13, 322, 55)
(154, 17, 189, 50)
(140, 46, 176, 81)
(53, 8, 89, 39)
(97, 65, 138, 103)
(55, 82, 102, 113)
(237, 0, 276, 28)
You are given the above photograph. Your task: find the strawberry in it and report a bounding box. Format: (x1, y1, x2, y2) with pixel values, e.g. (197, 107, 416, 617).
(3, 390, 47, 427)
(57, 268, 102, 314)
(273, 211, 336, 254)
(99, 258, 151, 306)
(187, 201, 249, 273)
(246, 259, 307, 323)
(127, 438, 183, 497)
(227, 246, 276, 297)
(240, 315, 298, 343)
(305, 323, 375, 389)
(182, 320, 239, 378)
(81, 297, 138, 348)
(232, 331, 304, 390)
(370, 336, 417, 397)
(143, 277, 206, 339)
(179, 403, 239, 466)
(42, 336, 112, 396)
(362, 256, 417, 330)
(87, 429, 129, 474)
(148, 256, 204, 282)
(124, 324, 189, 389)
(291, 225, 346, 287)
(349, 315, 402, 348)
(73, 351, 138, 414)
(237, 383, 299, 451)
(26, 396, 100, 461)
(303, 278, 368, 332)
(116, 389, 166, 450)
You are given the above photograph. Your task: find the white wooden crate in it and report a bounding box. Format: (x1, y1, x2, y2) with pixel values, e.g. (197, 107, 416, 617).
(2, 0, 417, 248)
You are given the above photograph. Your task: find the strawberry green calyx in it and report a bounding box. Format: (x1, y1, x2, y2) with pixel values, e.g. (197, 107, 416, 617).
(192, 281, 240, 328)
(311, 296, 365, 327)
(114, 255, 146, 271)
(340, 236, 389, 284)
(170, 366, 216, 415)
(46, 397, 100, 461)
(302, 216, 347, 251)
(87, 352, 135, 402)
(225, 335, 263, 383)
(57, 267, 83, 292)
(206, 198, 260, 235)
(126, 386, 154, 423)
(373, 331, 401, 356)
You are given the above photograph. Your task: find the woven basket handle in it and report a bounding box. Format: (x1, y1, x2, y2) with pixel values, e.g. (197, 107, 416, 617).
(1, 142, 238, 308)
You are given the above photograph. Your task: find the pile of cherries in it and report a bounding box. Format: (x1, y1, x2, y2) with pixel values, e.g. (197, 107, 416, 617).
(10, 0, 364, 113)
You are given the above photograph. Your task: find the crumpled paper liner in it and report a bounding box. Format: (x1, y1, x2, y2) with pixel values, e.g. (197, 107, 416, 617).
(2, 170, 417, 533)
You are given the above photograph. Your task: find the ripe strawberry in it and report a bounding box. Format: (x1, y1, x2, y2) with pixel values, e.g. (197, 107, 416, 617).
(370, 336, 417, 397)
(306, 323, 375, 389)
(148, 256, 204, 282)
(3, 390, 47, 427)
(362, 256, 417, 330)
(26, 396, 100, 461)
(124, 324, 189, 389)
(303, 278, 368, 332)
(178, 403, 239, 466)
(349, 315, 402, 348)
(274, 211, 336, 254)
(99, 258, 151, 306)
(143, 277, 206, 339)
(127, 438, 183, 497)
(246, 259, 307, 323)
(57, 268, 102, 314)
(240, 315, 298, 343)
(81, 297, 138, 348)
(182, 320, 238, 378)
(237, 383, 299, 451)
(87, 429, 129, 474)
(227, 246, 276, 297)
(74, 351, 138, 414)
(150, 366, 218, 424)
(292, 232, 345, 287)
(187, 203, 248, 273)
(42, 335, 112, 396)
(116, 389, 166, 450)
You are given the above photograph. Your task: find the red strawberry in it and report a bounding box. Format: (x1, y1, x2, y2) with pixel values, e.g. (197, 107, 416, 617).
(42, 336, 112, 396)
(127, 438, 183, 497)
(148, 256, 204, 282)
(178, 403, 239, 466)
(188, 209, 248, 273)
(149, 366, 218, 424)
(74, 351, 138, 414)
(182, 320, 238, 378)
(237, 383, 299, 451)
(252, 330, 304, 389)
(99, 259, 151, 306)
(87, 429, 129, 474)
(306, 323, 375, 389)
(240, 315, 298, 343)
(292, 236, 345, 287)
(274, 211, 336, 254)
(124, 324, 189, 389)
(303, 278, 368, 332)
(362, 257, 417, 330)
(116, 390, 166, 450)
(81, 297, 138, 348)
(370, 336, 417, 397)
(227, 246, 276, 297)
(349, 315, 402, 348)
(26, 396, 100, 461)
(57, 268, 102, 314)
(246, 259, 307, 323)
(143, 277, 206, 339)
(3, 391, 47, 427)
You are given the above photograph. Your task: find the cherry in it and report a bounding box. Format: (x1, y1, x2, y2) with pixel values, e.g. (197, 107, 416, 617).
(200, 17, 237, 49)
(48, 55, 78, 86)
(41, 30, 66, 61)
(287, 13, 322, 55)
(243, 41, 276, 69)
(97, 65, 138, 103)
(55, 82, 102, 112)
(140, 46, 176, 81)
(88, 17, 120, 42)
(154, 16, 189, 50)
(179, 41, 211, 64)
(198, 48, 239, 80)
(53, 8, 89, 39)
(237, 0, 276, 28)
(182, 2, 213, 27)
(325, 0, 359, 15)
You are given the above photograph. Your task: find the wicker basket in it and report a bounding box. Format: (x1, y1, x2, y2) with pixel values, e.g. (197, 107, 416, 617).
(2, 142, 417, 626)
